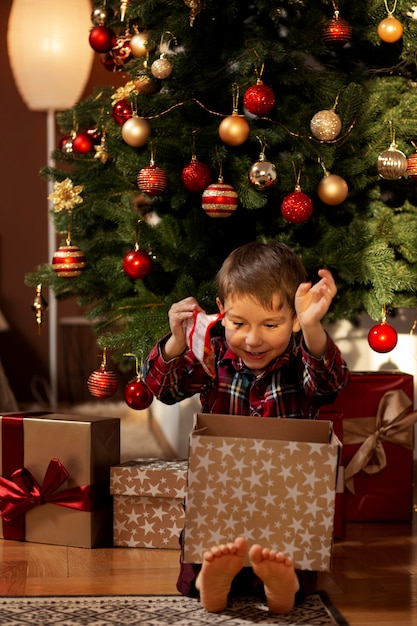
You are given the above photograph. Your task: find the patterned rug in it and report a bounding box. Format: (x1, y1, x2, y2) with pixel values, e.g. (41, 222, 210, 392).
(0, 592, 349, 625)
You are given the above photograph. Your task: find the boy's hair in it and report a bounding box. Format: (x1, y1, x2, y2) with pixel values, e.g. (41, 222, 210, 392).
(216, 241, 307, 311)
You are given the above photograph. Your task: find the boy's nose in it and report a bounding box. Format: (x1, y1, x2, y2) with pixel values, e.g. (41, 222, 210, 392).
(245, 329, 263, 347)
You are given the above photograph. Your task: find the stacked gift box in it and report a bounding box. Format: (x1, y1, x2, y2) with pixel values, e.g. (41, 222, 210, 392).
(0, 412, 120, 548)
(110, 458, 187, 549)
(329, 371, 416, 522)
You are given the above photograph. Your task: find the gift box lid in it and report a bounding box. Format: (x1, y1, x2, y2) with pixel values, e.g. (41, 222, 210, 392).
(110, 458, 188, 498)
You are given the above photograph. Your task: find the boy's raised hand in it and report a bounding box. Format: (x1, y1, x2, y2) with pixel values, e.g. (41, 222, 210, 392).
(164, 296, 204, 358)
(294, 269, 337, 328)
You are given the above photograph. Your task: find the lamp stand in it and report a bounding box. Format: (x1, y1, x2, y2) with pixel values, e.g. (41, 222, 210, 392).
(47, 108, 58, 410)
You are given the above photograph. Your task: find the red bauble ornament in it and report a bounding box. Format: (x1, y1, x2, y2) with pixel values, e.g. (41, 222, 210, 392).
(323, 14, 352, 45)
(202, 177, 238, 218)
(52, 243, 86, 278)
(112, 99, 133, 125)
(181, 158, 212, 193)
(243, 80, 275, 116)
(122, 246, 152, 280)
(281, 189, 313, 223)
(368, 322, 398, 353)
(87, 364, 118, 399)
(137, 161, 168, 196)
(89, 25, 116, 53)
(124, 377, 153, 410)
(112, 33, 132, 66)
(100, 53, 118, 72)
(72, 132, 95, 154)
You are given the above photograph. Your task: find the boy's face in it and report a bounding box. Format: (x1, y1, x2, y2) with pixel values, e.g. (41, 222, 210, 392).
(217, 293, 300, 373)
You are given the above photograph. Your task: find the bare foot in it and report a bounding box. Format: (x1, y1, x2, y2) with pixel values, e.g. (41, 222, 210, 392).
(249, 544, 300, 614)
(195, 537, 247, 612)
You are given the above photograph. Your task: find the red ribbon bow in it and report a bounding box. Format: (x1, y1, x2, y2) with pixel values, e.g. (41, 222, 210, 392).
(0, 457, 93, 522)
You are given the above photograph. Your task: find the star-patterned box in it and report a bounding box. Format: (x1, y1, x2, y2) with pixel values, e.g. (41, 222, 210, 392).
(183, 414, 341, 572)
(110, 458, 187, 549)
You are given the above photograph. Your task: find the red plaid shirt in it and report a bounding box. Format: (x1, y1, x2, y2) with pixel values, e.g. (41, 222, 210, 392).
(143, 333, 349, 419)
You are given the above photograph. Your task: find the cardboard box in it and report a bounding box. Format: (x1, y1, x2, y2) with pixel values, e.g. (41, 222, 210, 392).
(110, 459, 187, 549)
(318, 411, 345, 538)
(329, 372, 416, 521)
(183, 414, 341, 572)
(0, 412, 120, 548)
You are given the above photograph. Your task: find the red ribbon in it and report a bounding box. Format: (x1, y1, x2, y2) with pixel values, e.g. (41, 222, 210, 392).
(0, 458, 95, 522)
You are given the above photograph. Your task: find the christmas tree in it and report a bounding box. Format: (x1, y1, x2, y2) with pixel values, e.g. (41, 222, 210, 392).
(26, 0, 417, 376)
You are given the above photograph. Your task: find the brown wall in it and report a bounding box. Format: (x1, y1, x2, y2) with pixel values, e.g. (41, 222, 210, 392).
(0, 1, 125, 405)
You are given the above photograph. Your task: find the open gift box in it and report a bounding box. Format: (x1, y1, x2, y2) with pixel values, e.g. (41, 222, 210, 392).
(183, 413, 341, 571)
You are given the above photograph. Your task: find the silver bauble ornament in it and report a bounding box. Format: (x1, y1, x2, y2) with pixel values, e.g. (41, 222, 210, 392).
(91, 6, 113, 25)
(130, 31, 149, 57)
(151, 56, 173, 79)
(249, 155, 277, 189)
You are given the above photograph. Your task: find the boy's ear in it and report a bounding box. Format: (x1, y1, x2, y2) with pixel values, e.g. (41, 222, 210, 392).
(216, 297, 225, 313)
(292, 315, 301, 333)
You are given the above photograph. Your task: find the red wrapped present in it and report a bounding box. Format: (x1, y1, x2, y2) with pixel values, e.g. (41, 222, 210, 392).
(329, 372, 416, 522)
(0, 412, 120, 547)
(318, 411, 345, 538)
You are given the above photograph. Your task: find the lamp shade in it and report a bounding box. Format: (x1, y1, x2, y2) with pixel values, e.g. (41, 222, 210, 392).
(7, 0, 94, 111)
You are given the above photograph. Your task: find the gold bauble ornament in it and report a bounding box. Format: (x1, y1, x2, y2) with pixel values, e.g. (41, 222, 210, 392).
(130, 31, 149, 57)
(218, 113, 250, 146)
(377, 146, 407, 180)
(317, 173, 348, 205)
(248, 152, 277, 189)
(134, 71, 160, 95)
(310, 109, 342, 141)
(377, 15, 403, 43)
(121, 115, 151, 147)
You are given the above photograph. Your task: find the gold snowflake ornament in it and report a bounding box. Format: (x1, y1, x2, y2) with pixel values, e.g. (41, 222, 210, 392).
(48, 178, 83, 212)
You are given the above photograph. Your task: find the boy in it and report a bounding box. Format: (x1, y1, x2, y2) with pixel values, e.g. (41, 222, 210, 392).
(143, 241, 349, 614)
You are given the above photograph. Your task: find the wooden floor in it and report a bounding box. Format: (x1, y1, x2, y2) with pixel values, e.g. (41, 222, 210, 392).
(0, 513, 416, 626)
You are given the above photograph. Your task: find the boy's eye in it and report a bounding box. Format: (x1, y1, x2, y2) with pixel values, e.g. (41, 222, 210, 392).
(232, 321, 244, 327)
(265, 323, 278, 329)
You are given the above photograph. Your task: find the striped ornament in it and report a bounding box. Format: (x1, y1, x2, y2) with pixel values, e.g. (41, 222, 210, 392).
(87, 365, 118, 399)
(202, 181, 238, 218)
(137, 163, 167, 196)
(51, 244, 86, 278)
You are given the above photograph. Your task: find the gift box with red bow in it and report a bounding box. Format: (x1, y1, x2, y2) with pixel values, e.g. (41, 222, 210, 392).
(0, 412, 120, 547)
(329, 372, 416, 522)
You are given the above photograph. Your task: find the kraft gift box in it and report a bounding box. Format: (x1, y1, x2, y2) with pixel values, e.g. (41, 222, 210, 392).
(110, 458, 187, 549)
(329, 372, 416, 522)
(0, 412, 120, 548)
(183, 414, 341, 572)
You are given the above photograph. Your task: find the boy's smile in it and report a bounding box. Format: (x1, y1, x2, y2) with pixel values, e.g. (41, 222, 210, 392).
(217, 294, 300, 372)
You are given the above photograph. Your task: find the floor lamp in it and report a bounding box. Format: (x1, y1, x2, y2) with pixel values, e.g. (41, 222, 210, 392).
(7, 0, 94, 409)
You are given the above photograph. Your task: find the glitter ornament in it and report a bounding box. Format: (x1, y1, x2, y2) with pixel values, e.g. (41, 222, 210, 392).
(310, 109, 342, 142)
(151, 56, 173, 79)
(323, 11, 352, 45)
(181, 158, 212, 193)
(137, 159, 168, 196)
(89, 25, 116, 53)
(52, 242, 86, 278)
(243, 81, 275, 116)
(248, 151, 277, 190)
(406, 153, 417, 180)
(202, 177, 238, 218)
(87, 357, 118, 399)
(377, 145, 407, 180)
(281, 188, 313, 223)
(130, 30, 149, 57)
(122, 245, 152, 280)
(219, 113, 250, 146)
(377, 15, 403, 43)
(368, 321, 398, 353)
(317, 173, 348, 205)
(124, 377, 153, 410)
(112, 99, 133, 125)
(122, 115, 151, 148)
